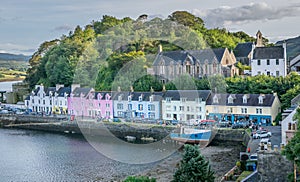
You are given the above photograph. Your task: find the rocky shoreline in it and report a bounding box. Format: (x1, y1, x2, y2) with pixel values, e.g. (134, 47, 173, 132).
(135, 142, 245, 182)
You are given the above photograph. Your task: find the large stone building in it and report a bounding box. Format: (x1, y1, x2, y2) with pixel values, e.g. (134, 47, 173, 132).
(152, 47, 238, 83)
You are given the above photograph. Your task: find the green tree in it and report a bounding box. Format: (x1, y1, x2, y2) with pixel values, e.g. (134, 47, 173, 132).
(173, 144, 215, 182)
(124, 176, 156, 182)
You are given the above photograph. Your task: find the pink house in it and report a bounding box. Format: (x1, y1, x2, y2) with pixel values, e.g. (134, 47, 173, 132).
(68, 88, 113, 119)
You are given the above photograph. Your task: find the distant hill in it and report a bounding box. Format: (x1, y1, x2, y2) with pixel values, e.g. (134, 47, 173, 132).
(0, 53, 30, 62)
(276, 36, 300, 60)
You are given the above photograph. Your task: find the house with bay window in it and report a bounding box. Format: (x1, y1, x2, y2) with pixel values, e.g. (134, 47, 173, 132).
(113, 92, 163, 120)
(162, 90, 211, 123)
(206, 93, 281, 125)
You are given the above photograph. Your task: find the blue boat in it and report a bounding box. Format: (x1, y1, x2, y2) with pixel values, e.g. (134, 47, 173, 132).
(170, 120, 217, 147)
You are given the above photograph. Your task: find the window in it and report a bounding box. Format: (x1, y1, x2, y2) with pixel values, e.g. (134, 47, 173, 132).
(117, 111, 123, 117)
(128, 96, 132, 102)
(117, 103, 123, 110)
(128, 104, 132, 110)
(180, 98, 187, 102)
(197, 115, 202, 119)
(241, 108, 247, 114)
(256, 108, 262, 114)
(166, 97, 171, 103)
(276, 71, 280, 76)
(38, 100, 41, 104)
(98, 103, 101, 107)
(276, 59, 279, 65)
(32, 99, 34, 103)
(173, 106, 176, 111)
(186, 65, 191, 74)
(60, 101, 62, 106)
(106, 111, 110, 117)
(267, 71, 270, 76)
(258, 96, 263, 104)
(139, 96, 142, 102)
(106, 103, 110, 108)
(149, 96, 153, 102)
(258, 71, 261, 75)
(228, 97, 233, 104)
(148, 104, 155, 111)
(195, 98, 202, 103)
(267, 59, 270, 65)
(148, 112, 155, 119)
(257, 60, 261, 65)
(179, 106, 184, 111)
(196, 107, 202, 112)
(187, 106, 190, 112)
(166, 105, 171, 111)
(243, 96, 247, 104)
(166, 114, 171, 118)
(43, 100, 45, 105)
(138, 104, 143, 110)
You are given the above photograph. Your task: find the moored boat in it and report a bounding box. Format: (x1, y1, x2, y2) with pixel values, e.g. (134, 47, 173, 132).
(170, 120, 217, 148)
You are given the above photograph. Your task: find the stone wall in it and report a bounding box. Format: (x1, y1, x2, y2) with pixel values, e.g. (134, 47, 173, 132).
(257, 151, 293, 182)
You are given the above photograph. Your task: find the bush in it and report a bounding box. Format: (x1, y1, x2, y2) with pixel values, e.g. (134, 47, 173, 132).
(173, 144, 215, 182)
(123, 176, 156, 182)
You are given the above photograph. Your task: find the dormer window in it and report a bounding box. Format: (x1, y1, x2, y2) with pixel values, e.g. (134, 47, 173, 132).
(228, 96, 233, 104)
(243, 95, 248, 104)
(258, 95, 264, 104)
(105, 94, 110, 100)
(149, 96, 153, 102)
(213, 95, 218, 104)
(166, 97, 171, 102)
(128, 95, 132, 102)
(118, 95, 122, 101)
(139, 95, 143, 102)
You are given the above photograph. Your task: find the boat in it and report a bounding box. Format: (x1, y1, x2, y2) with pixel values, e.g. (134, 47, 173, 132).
(170, 120, 217, 147)
(125, 135, 136, 142)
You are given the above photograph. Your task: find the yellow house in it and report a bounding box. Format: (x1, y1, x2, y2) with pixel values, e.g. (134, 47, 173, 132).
(206, 93, 281, 125)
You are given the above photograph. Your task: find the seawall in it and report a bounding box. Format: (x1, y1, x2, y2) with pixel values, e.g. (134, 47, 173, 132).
(0, 114, 249, 143)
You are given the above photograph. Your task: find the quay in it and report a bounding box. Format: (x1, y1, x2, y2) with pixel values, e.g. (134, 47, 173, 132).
(0, 114, 250, 144)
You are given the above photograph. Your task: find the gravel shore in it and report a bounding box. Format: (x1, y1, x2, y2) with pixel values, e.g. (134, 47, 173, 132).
(137, 142, 245, 182)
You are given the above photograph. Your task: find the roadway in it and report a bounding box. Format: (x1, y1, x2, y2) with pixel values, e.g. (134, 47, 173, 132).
(247, 126, 282, 154)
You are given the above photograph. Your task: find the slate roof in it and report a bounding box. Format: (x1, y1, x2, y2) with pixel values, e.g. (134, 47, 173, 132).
(57, 87, 71, 97)
(72, 87, 92, 97)
(31, 86, 57, 96)
(289, 54, 300, 67)
(234, 42, 253, 58)
(94, 91, 112, 99)
(253, 46, 284, 59)
(164, 90, 211, 101)
(112, 92, 163, 101)
(206, 93, 276, 107)
(153, 48, 227, 66)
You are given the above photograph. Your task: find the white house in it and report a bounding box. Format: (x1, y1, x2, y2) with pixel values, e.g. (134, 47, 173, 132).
(162, 90, 211, 123)
(25, 84, 75, 114)
(251, 43, 287, 77)
(113, 91, 163, 120)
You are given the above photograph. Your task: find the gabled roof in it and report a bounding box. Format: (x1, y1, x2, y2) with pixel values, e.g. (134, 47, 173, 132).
(153, 48, 227, 66)
(94, 91, 112, 100)
(289, 54, 300, 67)
(234, 42, 253, 58)
(57, 87, 71, 97)
(164, 90, 211, 101)
(253, 46, 284, 59)
(206, 93, 276, 107)
(72, 87, 92, 97)
(131, 92, 163, 101)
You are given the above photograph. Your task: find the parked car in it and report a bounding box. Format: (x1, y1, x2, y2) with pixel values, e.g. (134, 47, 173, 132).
(249, 153, 258, 161)
(218, 120, 230, 127)
(232, 121, 249, 129)
(253, 130, 272, 139)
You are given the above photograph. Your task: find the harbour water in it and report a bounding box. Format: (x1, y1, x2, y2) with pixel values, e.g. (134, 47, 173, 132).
(0, 128, 164, 181)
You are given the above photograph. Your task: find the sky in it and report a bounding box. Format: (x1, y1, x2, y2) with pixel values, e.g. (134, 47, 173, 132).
(0, 0, 300, 55)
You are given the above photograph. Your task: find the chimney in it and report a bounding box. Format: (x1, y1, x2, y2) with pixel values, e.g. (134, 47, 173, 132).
(256, 30, 263, 47)
(158, 44, 163, 53)
(56, 84, 64, 91)
(162, 84, 166, 92)
(117, 86, 121, 92)
(150, 86, 154, 93)
(130, 86, 134, 92)
(71, 84, 80, 93)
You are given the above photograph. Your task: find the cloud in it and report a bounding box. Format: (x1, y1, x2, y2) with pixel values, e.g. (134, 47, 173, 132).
(192, 2, 300, 28)
(53, 24, 73, 32)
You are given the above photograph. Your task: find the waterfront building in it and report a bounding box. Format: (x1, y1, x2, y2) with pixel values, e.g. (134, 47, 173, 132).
(206, 93, 281, 125)
(113, 91, 163, 120)
(24, 84, 72, 114)
(161, 90, 211, 123)
(151, 47, 238, 83)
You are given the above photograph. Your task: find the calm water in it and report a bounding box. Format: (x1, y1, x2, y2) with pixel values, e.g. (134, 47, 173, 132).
(0, 128, 170, 181)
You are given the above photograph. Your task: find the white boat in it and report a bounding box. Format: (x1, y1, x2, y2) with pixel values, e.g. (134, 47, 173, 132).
(170, 120, 217, 148)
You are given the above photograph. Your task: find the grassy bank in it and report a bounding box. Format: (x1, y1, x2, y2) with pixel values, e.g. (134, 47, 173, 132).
(0, 69, 26, 82)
